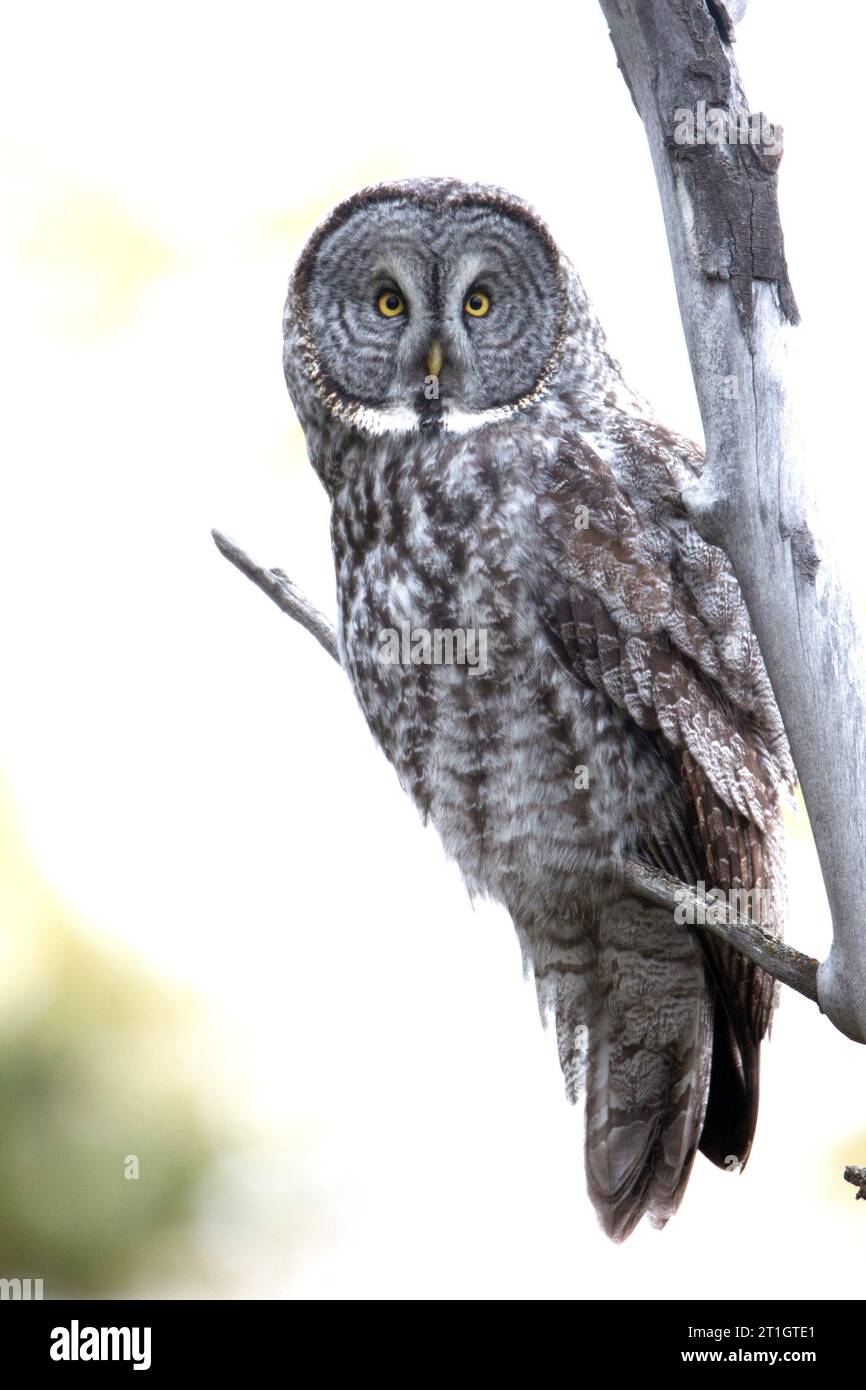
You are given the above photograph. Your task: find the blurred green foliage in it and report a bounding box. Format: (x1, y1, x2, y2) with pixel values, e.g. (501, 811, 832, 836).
(0, 788, 218, 1294)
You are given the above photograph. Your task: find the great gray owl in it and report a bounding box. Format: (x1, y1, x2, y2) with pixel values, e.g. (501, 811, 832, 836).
(282, 177, 792, 1240)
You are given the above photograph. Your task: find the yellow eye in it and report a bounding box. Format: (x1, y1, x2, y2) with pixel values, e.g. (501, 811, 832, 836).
(377, 291, 405, 318)
(464, 289, 491, 317)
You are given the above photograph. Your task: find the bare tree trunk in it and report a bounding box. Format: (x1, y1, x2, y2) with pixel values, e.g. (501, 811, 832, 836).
(597, 0, 866, 1042)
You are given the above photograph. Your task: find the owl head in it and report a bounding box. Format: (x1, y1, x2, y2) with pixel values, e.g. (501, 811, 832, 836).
(283, 178, 586, 443)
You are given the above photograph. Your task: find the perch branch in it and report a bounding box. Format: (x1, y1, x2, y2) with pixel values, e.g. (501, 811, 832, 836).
(212, 530, 821, 1011)
(598, 0, 866, 1042)
(211, 529, 339, 664)
(621, 858, 818, 1004)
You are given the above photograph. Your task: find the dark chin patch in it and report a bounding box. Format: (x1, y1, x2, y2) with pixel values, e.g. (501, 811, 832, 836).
(416, 384, 443, 430)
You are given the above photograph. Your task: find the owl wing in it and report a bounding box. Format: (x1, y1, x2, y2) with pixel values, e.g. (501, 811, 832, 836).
(542, 429, 793, 1166)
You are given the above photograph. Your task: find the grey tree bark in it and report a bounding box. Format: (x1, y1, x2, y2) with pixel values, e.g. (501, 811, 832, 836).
(597, 0, 866, 1042)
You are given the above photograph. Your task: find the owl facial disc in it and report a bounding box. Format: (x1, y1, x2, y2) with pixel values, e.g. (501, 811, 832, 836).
(287, 179, 569, 435)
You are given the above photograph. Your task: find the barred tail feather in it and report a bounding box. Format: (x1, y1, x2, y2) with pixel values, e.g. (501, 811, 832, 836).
(583, 897, 714, 1241)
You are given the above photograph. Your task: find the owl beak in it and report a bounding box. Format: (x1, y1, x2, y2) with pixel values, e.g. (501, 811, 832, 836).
(426, 340, 444, 378)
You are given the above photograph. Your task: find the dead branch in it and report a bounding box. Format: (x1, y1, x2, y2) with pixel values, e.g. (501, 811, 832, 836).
(597, 0, 866, 1042)
(212, 529, 339, 664)
(843, 1166, 866, 1201)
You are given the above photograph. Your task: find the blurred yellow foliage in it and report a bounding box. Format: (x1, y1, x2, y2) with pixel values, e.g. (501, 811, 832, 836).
(16, 186, 177, 339)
